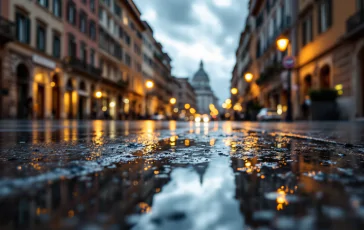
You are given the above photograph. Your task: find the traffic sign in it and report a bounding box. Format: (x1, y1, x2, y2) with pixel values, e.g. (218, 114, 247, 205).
(283, 56, 295, 69)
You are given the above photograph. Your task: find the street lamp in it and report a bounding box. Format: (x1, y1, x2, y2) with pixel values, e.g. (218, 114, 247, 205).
(276, 36, 293, 122)
(276, 37, 290, 52)
(244, 72, 253, 83)
(145, 80, 154, 119)
(231, 88, 238, 95)
(170, 97, 176, 105)
(95, 91, 102, 98)
(145, 80, 154, 89)
(184, 103, 190, 109)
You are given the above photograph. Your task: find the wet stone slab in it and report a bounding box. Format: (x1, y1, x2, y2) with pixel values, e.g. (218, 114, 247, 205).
(0, 121, 364, 230)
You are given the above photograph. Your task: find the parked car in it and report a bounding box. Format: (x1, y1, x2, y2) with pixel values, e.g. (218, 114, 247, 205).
(257, 108, 282, 121)
(151, 114, 166, 121)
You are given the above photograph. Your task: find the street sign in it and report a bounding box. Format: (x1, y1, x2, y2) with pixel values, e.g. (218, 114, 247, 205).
(283, 56, 295, 69)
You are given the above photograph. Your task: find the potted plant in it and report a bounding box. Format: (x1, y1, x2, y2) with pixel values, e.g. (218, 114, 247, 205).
(309, 89, 339, 120)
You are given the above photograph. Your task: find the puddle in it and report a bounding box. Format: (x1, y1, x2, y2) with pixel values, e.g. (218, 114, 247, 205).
(1, 121, 364, 229)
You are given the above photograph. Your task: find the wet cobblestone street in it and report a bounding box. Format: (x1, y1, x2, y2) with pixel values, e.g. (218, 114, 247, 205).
(0, 120, 364, 230)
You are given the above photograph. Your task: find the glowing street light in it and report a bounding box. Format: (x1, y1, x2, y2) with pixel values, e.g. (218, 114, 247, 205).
(145, 80, 154, 89)
(244, 72, 253, 83)
(276, 36, 289, 52)
(170, 97, 177, 105)
(225, 99, 232, 104)
(185, 103, 191, 109)
(222, 103, 227, 109)
(95, 91, 102, 98)
(231, 88, 238, 95)
(109, 101, 116, 108)
(276, 35, 293, 122)
(190, 108, 196, 114)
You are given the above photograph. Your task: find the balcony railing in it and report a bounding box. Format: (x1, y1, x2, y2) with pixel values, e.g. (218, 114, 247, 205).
(347, 10, 364, 34)
(0, 16, 16, 44)
(63, 56, 102, 80)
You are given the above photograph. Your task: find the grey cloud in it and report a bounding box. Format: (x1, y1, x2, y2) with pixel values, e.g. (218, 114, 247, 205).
(133, 0, 248, 101)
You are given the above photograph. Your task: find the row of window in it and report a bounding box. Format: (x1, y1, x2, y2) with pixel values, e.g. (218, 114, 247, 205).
(67, 1, 96, 40)
(301, 0, 332, 47)
(68, 34, 96, 66)
(16, 12, 61, 58)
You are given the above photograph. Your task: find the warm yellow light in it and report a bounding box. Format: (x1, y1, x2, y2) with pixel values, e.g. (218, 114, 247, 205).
(185, 103, 191, 109)
(209, 104, 215, 110)
(276, 37, 289, 52)
(95, 91, 102, 98)
(145, 80, 154, 89)
(225, 99, 231, 104)
(222, 103, 227, 109)
(190, 108, 196, 114)
(335, 84, 343, 91)
(173, 108, 179, 113)
(50, 82, 56, 87)
(35, 73, 43, 82)
(277, 104, 283, 115)
(170, 97, 176, 105)
(338, 90, 343, 95)
(231, 88, 238, 95)
(124, 98, 129, 104)
(195, 117, 201, 122)
(244, 72, 253, 82)
(109, 101, 116, 107)
(102, 106, 107, 111)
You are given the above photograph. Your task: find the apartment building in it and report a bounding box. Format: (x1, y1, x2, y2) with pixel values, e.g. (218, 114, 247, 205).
(1, 0, 65, 119)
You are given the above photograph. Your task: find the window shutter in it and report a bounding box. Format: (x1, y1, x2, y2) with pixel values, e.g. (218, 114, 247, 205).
(318, 2, 322, 33)
(309, 14, 313, 41)
(26, 18, 31, 44)
(67, 2, 70, 22)
(59, 0, 63, 18)
(327, 0, 332, 27)
(15, 13, 20, 40)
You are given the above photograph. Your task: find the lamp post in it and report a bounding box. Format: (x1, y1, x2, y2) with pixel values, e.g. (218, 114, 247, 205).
(145, 80, 154, 119)
(276, 36, 293, 122)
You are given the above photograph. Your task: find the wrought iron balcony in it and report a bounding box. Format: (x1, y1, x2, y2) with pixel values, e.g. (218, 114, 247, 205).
(0, 16, 16, 44)
(63, 56, 102, 80)
(346, 10, 364, 36)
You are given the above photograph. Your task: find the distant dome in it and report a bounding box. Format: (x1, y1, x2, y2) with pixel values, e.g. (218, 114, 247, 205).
(192, 60, 210, 83)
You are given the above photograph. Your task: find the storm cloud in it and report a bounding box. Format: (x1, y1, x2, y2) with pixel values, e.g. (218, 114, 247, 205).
(134, 0, 249, 102)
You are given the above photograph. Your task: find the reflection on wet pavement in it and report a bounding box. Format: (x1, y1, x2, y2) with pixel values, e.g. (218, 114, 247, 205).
(0, 120, 364, 229)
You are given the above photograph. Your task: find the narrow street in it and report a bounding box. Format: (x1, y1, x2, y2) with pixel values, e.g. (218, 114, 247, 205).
(0, 120, 364, 229)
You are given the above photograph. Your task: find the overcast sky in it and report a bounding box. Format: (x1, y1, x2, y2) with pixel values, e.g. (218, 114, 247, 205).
(134, 0, 249, 103)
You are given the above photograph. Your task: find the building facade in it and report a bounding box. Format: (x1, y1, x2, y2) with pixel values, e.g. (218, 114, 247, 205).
(191, 61, 217, 114)
(0, 0, 178, 120)
(233, 0, 364, 120)
(1, 0, 65, 119)
(176, 77, 197, 113)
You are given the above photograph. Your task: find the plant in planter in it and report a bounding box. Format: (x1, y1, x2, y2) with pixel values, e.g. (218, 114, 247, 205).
(309, 89, 339, 120)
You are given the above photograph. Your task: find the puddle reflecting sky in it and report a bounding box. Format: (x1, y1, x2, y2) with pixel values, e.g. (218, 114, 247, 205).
(0, 121, 364, 229)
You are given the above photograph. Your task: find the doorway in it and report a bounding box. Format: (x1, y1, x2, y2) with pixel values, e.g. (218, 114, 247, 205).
(66, 79, 74, 119)
(16, 64, 29, 119)
(78, 81, 86, 119)
(51, 74, 60, 119)
(36, 84, 45, 119)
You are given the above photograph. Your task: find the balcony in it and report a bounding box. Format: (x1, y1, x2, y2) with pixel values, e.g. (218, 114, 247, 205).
(101, 78, 129, 90)
(0, 17, 16, 45)
(63, 57, 102, 80)
(346, 10, 364, 39)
